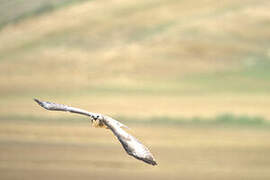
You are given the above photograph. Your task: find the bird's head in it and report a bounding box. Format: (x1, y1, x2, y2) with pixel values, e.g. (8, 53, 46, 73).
(91, 114, 100, 121)
(90, 114, 108, 129)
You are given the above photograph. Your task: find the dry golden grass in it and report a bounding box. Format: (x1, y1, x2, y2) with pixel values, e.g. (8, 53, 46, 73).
(0, 1, 270, 179)
(1, 94, 270, 121)
(1, 0, 269, 97)
(1, 0, 269, 98)
(0, 120, 270, 180)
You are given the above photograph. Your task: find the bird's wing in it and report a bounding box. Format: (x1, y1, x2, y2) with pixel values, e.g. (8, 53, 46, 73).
(34, 98, 100, 117)
(102, 116, 157, 165)
(103, 116, 129, 129)
(34, 99, 156, 165)
(34, 98, 128, 129)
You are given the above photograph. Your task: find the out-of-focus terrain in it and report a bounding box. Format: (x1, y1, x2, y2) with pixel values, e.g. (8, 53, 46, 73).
(1, 0, 270, 179)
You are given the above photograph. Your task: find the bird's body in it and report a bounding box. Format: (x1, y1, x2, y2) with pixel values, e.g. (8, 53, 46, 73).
(34, 99, 157, 166)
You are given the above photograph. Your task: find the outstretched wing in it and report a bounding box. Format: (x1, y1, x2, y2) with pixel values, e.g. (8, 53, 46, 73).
(34, 98, 128, 129)
(34, 98, 156, 165)
(103, 116, 157, 165)
(34, 98, 99, 118)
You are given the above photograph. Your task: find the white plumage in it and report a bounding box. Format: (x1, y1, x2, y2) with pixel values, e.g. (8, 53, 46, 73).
(34, 99, 157, 166)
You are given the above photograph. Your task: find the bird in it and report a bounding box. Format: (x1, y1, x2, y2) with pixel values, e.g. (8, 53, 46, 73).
(34, 98, 157, 166)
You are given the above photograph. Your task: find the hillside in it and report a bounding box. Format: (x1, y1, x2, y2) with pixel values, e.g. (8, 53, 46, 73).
(1, 1, 270, 180)
(0, 0, 270, 120)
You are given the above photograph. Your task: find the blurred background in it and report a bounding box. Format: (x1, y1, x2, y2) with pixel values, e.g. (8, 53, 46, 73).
(0, 0, 270, 179)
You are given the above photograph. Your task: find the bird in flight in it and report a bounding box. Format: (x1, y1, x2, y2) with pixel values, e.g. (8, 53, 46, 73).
(34, 99, 157, 166)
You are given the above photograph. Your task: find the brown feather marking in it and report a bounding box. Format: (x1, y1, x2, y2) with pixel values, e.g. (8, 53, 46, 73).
(92, 120, 108, 129)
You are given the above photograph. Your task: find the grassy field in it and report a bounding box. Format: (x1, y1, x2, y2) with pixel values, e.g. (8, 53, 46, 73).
(1, 120, 270, 180)
(1, 0, 270, 179)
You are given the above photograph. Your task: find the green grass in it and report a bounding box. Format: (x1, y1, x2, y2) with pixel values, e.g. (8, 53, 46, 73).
(1, 113, 268, 128)
(118, 114, 269, 127)
(181, 57, 270, 93)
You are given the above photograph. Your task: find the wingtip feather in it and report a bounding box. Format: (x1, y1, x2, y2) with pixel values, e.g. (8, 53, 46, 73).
(34, 98, 43, 107)
(34, 98, 39, 102)
(145, 158, 158, 166)
(34, 98, 49, 110)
